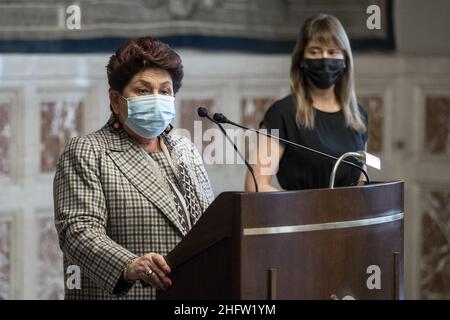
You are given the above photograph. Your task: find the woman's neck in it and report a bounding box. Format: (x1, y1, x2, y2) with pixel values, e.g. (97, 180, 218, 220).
(123, 125, 161, 152)
(138, 137, 161, 153)
(309, 85, 341, 112)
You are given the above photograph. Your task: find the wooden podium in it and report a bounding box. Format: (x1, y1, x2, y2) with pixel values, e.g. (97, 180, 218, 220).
(157, 181, 404, 300)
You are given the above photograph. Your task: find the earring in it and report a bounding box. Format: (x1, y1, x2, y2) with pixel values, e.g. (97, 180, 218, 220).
(113, 113, 121, 129)
(164, 124, 173, 134)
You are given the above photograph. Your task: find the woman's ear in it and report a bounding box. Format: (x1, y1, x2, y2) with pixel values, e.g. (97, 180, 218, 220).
(109, 89, 120, 114)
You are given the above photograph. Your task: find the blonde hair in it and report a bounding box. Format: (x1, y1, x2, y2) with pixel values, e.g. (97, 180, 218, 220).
(290, 14, 366, 132)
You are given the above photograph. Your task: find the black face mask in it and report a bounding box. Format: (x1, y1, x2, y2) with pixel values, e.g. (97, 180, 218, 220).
(302, 58, 345, 89)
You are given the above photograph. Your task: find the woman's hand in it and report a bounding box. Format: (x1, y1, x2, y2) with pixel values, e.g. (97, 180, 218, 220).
(125, 252, 172, 291)
(357, 167, 368, 185)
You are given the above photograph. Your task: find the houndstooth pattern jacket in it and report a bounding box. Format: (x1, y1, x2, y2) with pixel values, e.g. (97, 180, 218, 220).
(53, 119, 214, 300)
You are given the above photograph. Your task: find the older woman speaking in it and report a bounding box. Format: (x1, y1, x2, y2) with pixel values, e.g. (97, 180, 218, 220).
(53, 37, 214, 299)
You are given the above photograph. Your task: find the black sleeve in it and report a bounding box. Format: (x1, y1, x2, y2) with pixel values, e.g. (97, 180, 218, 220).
(113, 273, 136, 295)
(358, 103, 369, 145)
(260, 101, 288, 141)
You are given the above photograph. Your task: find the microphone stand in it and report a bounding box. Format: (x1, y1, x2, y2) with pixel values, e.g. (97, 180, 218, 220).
(213, 113, 371, 186)
(197, 108, 259, 192)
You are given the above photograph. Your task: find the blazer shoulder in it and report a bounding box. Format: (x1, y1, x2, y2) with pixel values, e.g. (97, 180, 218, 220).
(62, 127, 110, 160)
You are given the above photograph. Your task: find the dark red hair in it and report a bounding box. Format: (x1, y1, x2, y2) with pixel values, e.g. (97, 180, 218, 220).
(106, 37, 184, 94)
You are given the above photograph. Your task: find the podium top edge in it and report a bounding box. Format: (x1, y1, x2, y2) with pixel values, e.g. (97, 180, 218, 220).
(218, 180, 404, 196)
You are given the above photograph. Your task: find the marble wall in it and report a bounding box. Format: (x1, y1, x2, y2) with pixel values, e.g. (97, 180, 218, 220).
(421, 188, 450, 299)
(0, 53, 449, 299)
(419, 95, 450, 299)
(36, 215, 64, 300)
(40, 100, 84, 173)
(0, 218, 12, 300)
(357, 96, 384, 153)
(179, 98, 216, 152)
(0, 102, 11, 177)
(241, 97, 275, 129)
(425, 97, 450, 157)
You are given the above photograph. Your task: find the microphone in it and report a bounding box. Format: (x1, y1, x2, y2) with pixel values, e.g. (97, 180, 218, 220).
(197, 107, 209, 118)
(212, 112, 372, 186)
(197, 107, 259, 192)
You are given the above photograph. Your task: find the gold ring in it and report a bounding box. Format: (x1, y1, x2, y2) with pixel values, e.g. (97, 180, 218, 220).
(146, 269, 154, 277)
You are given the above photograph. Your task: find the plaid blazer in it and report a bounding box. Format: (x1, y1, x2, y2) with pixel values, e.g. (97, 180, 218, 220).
(53, 120, 214, 300)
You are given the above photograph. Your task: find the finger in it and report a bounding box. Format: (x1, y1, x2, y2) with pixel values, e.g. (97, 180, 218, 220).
(151, 270, 172, 290)
(141, 268, 166, 291)
(152, 254, 171, 274)
(147, 259, 172, 288)
(135, 262, 164, 289)
(142, 255, 171, 287)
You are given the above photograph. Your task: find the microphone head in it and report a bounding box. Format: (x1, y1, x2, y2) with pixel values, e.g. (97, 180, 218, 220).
(213, 113, 229, 124)
(197, 107, 209, 118)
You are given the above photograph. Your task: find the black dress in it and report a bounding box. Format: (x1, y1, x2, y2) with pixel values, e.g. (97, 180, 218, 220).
(261, 95, 368, 190)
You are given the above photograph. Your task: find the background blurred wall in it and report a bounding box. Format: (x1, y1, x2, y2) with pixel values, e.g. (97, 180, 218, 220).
(395, 0, 450, 54)
(0, 0, 449, 300)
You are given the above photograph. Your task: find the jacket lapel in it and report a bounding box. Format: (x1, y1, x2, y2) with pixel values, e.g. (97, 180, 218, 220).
(103, 124, 186, 236)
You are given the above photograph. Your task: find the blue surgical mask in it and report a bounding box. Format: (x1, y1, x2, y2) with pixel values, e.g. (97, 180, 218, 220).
(121, 94, 175, 138)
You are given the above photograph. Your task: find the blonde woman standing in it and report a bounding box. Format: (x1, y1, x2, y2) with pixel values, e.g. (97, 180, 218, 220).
(246, 14, 368, 191)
